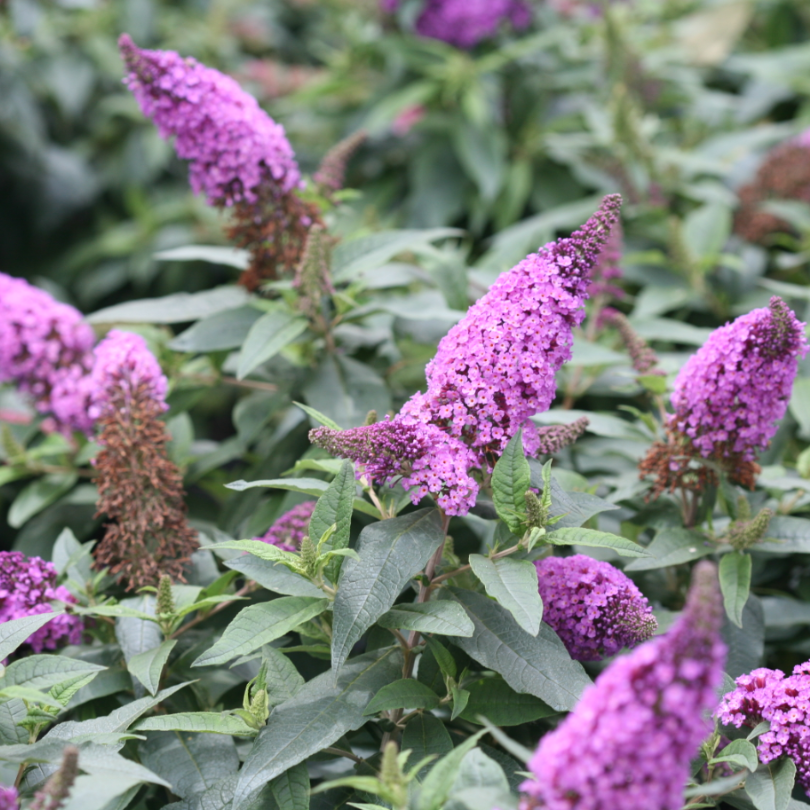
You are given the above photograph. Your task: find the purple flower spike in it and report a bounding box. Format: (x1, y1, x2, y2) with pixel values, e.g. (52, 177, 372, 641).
(0, 787, 19, 810)
(88, 330, 168, 421)
(255, 501, 317, 551)
(521, 561, 725, 810)
(0, 551, 83, 654)
(718, 663, 810, 795)
(535, 555, 657, 661)
(412, 0, 532, 49)
(670, 296, 807, 463)
(588, 220, 624, 299)
(119, 34, 300, 207)
(0, 272, 95, 435)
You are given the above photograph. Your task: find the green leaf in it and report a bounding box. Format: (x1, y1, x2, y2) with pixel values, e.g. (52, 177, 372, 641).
(468, 555, 544, 636)
(757, 516, 810, 555)
(527, 465, 619, 528)
(417, 729, 486, 810)
(87, 286, 249, 324)
(363, 680, 441, 715)
(224, 478, 381, 519)
(453, 123, 506, 202)
(402, 713, 453, 781)
(683, 202, 732, 261)
(153, 245, 250, 268)
(192, 597, 329, 668)
(491, 432, 531, 534)
(450, 686, 469, 722)
(0, 685, 64, 708)
(377, 601, 474, 637)
(458, 677, 557, 726)
(269, 762, 310, 810)
(310, 459, 355, 556)
(624, 528, 714, 571)
(446, 589, 591, 712)
(8, 473, 77, 528)
(260, 647, 305, 707)
(209, 540, 301, 566)
(444, 749, 511, 810)
(0, 699, 29, 744)
(135, 712, 257, 737)
(545, 527, 649, 558)
(237, 310, 309, 379)
(127, 639, 177, 696)
(331, 508, 444, 674)
(638, 374, 668, 394)
(169, 306, 262, 352)
(719, 553, 752, 628)
(233, 648, 403, 803)
(294, 401, 342, 430)
(139, 731, 240, 800)
(52, 527, 93, 584)
(745, 758, 796, 810)
(710, 738, 758, 772)
(0, 614, 62, 661)
(0, 656, 105, 691)
(225, 556, 325, 598)
(303, 355, 392, 429)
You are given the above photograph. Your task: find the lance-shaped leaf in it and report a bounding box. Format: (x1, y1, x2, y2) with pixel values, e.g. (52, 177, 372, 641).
(745, 758, 796, 810)
(625, 528, 713, 571)
(458, 677, 556, 726)
(491, 432, 531, 534)
(377, 601, 474, 637)
(363, 679, 441, 715)
(0, 656, 106, 691)
(237, 310, 308, 380)
(127, 639, 177, 696)
(192, 597, 329, 668)
(310, 459, 355, 553)
(719, 552, 752, 628)
(225, 555, 324, 597)
(135, 713, 257, 737)
(545, 527, 649, 558)
(0, 614, 61, 661)
(445, 589, 591, 712)
(710, 738, 758, 772)
(234, 647, 402, 803)
(269, 763, 310, 810)
(331, 508, 444, 675)
(468, 555, 544, 635)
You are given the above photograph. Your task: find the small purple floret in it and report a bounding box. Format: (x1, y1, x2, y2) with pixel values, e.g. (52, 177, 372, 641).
(535, 555, 657, 661)
(254, 501, 317, 551)
(0, 786, 19, 810)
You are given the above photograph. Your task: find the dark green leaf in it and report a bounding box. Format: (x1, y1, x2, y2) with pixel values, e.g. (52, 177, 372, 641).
(417, 730, 486, 810)
(192, 597, 329, 668)
(234, 648, 402, 803)
(491, 432, 530, 534)
(624, 528, 714, 571)
(310, 459, 355, 556)
(468, 555, 544, 635)
(446, 589, 591, 712)
(401, 713, 453, 781)
(458, 677, 557, 726)
(363, 680, 441, 715)
(127, 639, 177, 696)
(225, 556, 324, 598)
(135, 713, 257, 737)
(331, 508, 444, 674)
(723, 595, 765, 679)
(169, 306, 263, 352)
(8, 473, 77, 528)
(377, 601, 474, 637)
(294, 401, 341, 430)
(269, 763, 310, 810)
(720, 553, 752, 628)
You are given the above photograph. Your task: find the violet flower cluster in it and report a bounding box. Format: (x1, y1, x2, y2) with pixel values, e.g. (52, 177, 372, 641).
(670, 296, 807, 462)
(311, 196, 621, 515)
(382, 0, 530, 48)
(254, 501, 317, 552)
(535, 555, 657, 661)
(0, 551, 82, 654)
(717, 663, 810, 794)
(588, 220, 624, 299)
(521, 561, 725, 810)
(0, 272, 95, 435)
(88, 330, 169, 421)
(119, 34, 300, 206)
(0, 787, 18, 810)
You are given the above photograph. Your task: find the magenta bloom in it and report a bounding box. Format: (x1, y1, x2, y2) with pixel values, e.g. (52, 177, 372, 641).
(255, 501, 317, 551)
(521, 561, 725, 810)
(535, 555, 657, 661)
(0, 787, 18, 810)
(119, 34, 300, 206)
(88, 330, 168, 421)
(0, 272, 95, 434)
(670, 297, 807, 462)
(717, 663, 810, 795)
(588, 220, 623, 299)
(0, 552, 82, 654)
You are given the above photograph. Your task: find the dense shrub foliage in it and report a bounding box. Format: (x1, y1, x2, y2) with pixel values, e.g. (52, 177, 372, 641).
(3, 1, 810, 809)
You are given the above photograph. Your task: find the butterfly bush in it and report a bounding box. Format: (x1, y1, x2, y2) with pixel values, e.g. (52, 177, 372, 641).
(535, 555, 657, 661)
(520, 561, 725, 810)
(0, 787, 18, 810)
(382, 0, 531, 49)
(588, 220, 624, 299)
(119, 34, 300, 206)
(0, 272, 95, 435)
(670, 296, 806, 462)
(0, 552, 82, 654)
(312, 195, 622, 514)
(255, 501, 317, 551)
(717, 663, 810, 795)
